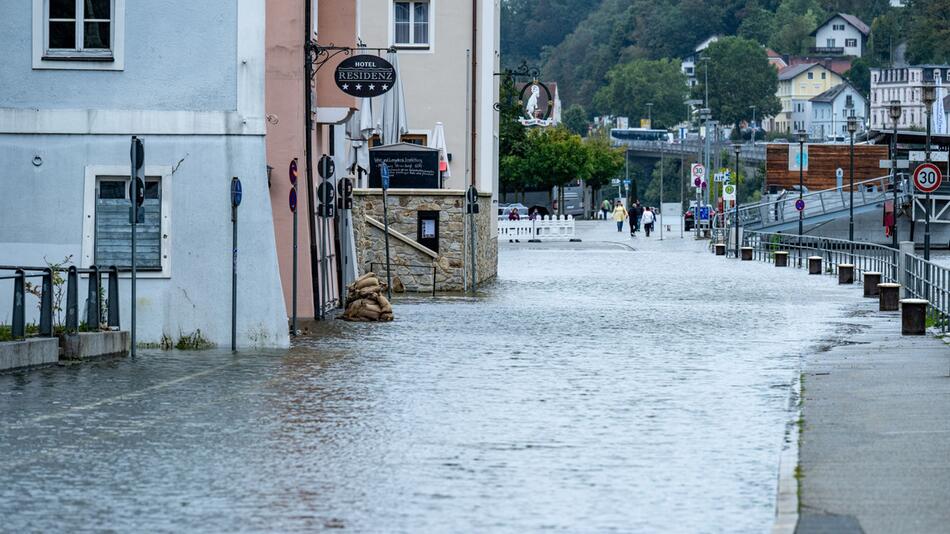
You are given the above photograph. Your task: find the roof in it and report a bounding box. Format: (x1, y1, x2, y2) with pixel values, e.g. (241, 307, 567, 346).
(810, 83, 858, 103)
(778, 63, 818, 81)
(810, 13, 871, 36)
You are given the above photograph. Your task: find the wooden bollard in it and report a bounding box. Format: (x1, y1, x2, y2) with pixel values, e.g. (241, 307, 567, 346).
(808, 256, 822, 275)
(863, 272, 882, 298)
(838, 264, 854, 285)
(878, 283, 901, 311)
(715, 243, 726, 256)
(900, 299, 928, 335)
(774, 251, 788, 267)
(741, 247, 753, 261)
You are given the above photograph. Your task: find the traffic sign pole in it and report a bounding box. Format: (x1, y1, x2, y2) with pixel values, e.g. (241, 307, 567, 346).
(381, 163, 392, 300)
(914, 162, 943, 261)
(289, 159, 298, 335)
(231, 177, 242, 352)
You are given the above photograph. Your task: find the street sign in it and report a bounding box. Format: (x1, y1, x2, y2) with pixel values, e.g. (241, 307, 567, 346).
(340, 178, 354, 210)
(380, 162, 391, 189)
(611, 178, 620, 186)
(795, 199, 805, 211)
(622, 179, 632, 187)
(836, 168, 843, 179)
(289, 158, 298, 185)
(691, 163, 706, 181)
(714, 173, 729, 183)
(880, 160, 910, 169)
(694, 177, 702, 187)
(466, 185, 479, 214)
(289, 187, 297, 213)
(128, 177, 145, 208)
(698, 206, 710, 221)
(723, 183, 737, 201)
(317, 182, 335, 206)
(318, 155, 335, 179)
(334, 55, 396, 98)
(909, 150, 950, 162)
(231, 177, 243, 207)
(913, 163, 943, 194)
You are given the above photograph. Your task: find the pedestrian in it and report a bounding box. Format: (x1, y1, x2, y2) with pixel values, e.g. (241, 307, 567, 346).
(612, 201, 627, 232)
(507, 207, 521, 243)
(642, 206, 656, 237)
(631, 201, 643, 235)
(601, 199, 611, 220)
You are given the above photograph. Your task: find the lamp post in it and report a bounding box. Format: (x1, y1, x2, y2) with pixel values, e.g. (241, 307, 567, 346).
(733, 143, 741, 257)
(749, 105, 757, 145)
(698, 107, 712, 237)
(922, 82, 936, 261)
(847, 112, 858, 261)
(889, 100, 902, 250)
(647, 102, 653, 128)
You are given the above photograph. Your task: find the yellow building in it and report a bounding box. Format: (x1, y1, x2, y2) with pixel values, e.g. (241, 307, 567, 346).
(771, 63, 842, 134)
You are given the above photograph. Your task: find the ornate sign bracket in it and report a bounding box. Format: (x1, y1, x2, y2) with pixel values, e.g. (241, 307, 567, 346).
(307, 41, 395, 81)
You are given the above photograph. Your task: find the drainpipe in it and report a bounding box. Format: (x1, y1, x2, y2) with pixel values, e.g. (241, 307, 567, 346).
(304, 0, 322, 319)
(470, 0, 478, 188)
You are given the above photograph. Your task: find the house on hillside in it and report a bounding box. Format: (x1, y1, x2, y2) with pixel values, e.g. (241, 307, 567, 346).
(682, 36, 719, 88)
(870, 66, 950, 131)
(809, 83, 867, 141)
(771, 63, 843, 133)
(810, 13, 870, 58)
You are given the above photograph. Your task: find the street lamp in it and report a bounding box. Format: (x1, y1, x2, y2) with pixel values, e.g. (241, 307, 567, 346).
(698, 107, 712, 238)
(889, 100, 902, 250)
(647, 102, 653, 128)
(733, 143, 742, 258)
(749, 105, 757, 146)
(847, 113, 858, 259)
(922, 82, 937, 260)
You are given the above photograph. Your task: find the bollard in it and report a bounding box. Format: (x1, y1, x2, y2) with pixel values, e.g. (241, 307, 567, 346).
(39, 267, 54, 337)
(741, 247, 753, 261)
(863, 272, 881, 298)
(107, 266, 120, 329)
(878, 283, 901, 311)
(715, 243, 726, 256)
(838, 264, 855, 285)
(66, 266, 78, 332)
(86, 265, 100, 329)
(900, 299, 928, 335)
(808, 256, 822, 275)
(12, 269, 25, 339)
(774, 251, 788, 267)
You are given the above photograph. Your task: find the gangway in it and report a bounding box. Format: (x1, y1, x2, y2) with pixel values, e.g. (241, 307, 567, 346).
(734, 175, 908, 233)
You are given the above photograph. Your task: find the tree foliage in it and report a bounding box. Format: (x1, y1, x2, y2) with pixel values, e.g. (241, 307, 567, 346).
(696, 37, 781, 127)
(562, 104, 589, 136)
(904, 0, 950, 65)
(592, 59, 688, 129)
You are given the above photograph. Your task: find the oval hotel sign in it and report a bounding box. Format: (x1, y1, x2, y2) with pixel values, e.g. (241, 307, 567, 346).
(334, 55, 396, 98)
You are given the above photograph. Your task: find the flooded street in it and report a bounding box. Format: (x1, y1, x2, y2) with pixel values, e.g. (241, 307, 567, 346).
(0, 222, 858, 533)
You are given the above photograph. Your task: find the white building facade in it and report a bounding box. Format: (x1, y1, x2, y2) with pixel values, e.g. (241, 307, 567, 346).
(869, 66, 950, 131)
(810, 83, 867, 140)
(811, 13, 869, 58)
(0, 0, 289, 348)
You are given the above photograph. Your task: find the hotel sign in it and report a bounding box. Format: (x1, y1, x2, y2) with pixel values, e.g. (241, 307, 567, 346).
(334, 55, 396, 98)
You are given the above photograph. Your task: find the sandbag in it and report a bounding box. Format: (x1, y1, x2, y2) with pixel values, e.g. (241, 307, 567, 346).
(354, 276, 379, 290)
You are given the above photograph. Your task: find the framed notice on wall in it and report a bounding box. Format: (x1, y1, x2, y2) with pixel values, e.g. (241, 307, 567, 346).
(369, 143, 440, 189)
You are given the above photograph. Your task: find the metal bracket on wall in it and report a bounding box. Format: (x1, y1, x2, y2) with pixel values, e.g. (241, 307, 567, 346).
(306, 41, 396, 80)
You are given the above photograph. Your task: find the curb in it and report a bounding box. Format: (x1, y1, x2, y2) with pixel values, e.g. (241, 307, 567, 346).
(772, 373, 801, 534)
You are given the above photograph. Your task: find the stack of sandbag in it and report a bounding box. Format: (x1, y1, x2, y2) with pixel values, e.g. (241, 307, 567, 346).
(342, 272, 394, 322)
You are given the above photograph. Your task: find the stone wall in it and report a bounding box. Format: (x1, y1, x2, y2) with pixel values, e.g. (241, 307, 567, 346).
(352, 189, 497, 292)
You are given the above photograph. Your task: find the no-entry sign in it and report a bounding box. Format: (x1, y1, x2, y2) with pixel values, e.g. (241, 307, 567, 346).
(913, 163, 943, 194)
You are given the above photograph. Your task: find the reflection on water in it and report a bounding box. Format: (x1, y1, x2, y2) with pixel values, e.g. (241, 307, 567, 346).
(0, 226, 857, 532)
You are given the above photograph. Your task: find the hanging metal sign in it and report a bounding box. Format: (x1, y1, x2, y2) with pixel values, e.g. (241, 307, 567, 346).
(334, 55, 396, 98)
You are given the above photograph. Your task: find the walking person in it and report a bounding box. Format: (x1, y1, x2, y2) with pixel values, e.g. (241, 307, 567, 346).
(601, 199, 611, 220)
(642, 206, 656, 237)
(630, 201, 643, 235)
(507, 207, 521, 243)
(612, 201, 628, 233)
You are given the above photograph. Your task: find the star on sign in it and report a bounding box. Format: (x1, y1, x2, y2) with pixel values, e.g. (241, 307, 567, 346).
(355, 84, 362, 90)
(369, 84, 375, 90)
(382, 84, 389, 90)
(342, 84, 349, 90)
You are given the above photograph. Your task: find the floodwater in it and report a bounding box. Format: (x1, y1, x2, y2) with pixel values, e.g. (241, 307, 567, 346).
(0, 222, 858, 533)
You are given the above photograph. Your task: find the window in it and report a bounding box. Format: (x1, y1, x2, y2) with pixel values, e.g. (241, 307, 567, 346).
(401, 133, 428, 145)
(833, 24, 845, 31)
(821, 72, 826, 80)
(826, 38, 836, 48)
(95, 176, 162, 270)
(845, 38, 857, 48)
(33, 0, 125, 70)
(394, 1, 430, 48)
(807, 72, 814, 80)
(846, 95, 853, 108)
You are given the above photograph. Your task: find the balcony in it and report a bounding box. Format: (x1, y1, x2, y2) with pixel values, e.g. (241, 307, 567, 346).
(808, 46, 845, 56)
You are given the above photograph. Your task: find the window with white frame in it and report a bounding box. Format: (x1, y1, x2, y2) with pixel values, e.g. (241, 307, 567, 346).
(46, 0, 114, 58)
(95, 176, 162, 269)
(845, 38, 857, 48)
(394, 1, 430, 47)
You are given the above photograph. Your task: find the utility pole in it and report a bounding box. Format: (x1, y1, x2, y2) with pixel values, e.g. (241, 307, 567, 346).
(889, 100, 902, 250)
(922, 82, 937, 261)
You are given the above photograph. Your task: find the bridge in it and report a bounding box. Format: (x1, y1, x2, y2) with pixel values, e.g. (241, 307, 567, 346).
(612, 139, 767, 165)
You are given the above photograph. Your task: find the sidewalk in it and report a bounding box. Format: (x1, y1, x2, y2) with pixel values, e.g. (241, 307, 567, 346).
(797, 298, 950, 533)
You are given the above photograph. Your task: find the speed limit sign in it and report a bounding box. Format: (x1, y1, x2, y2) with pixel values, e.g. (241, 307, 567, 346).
(913, 163, 943, 193)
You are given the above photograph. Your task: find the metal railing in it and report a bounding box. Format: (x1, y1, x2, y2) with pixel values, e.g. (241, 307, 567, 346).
(616, 139, 767, 163)
(902, 255, 950, 332)
(736, 174, 906, 230)
(1, 265, 121, 340)
(740, 231, 899, 283)
(369, 262, 437, 297)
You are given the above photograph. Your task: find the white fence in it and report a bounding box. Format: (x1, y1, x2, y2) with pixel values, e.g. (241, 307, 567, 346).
(498, 215, 577, 241)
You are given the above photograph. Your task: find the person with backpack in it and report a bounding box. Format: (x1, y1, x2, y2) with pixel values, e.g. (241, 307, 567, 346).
(641, 207, 656, 237)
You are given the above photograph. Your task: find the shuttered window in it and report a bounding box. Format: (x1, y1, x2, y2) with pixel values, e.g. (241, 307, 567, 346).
(94, 177, 162, 269)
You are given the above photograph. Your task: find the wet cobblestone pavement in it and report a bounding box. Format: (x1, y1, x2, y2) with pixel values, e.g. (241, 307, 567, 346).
(0, 222, 860, 532)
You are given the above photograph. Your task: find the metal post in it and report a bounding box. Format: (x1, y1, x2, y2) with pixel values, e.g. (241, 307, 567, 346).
(849, 127, 855, 259)
(108, 266, 120, 328)
(86, 265, 100, 329)
(734, 146, 741, 257)
(40, 267, 53, 337)
(660, 150, 664, 240)
(925, 102, 933, 261)
(12, 269, 25, 339)
(891, 102, 900, 250)
(382, 184, 392, 300)
(66, 266, 78, 332)
(231, 176, 239, 352)
(292, 159, 298, 335)
(304, 2, 322, 321)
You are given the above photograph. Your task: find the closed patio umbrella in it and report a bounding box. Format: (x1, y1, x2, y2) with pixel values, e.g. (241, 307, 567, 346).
(429, 121, 451, 184)
(378, 51, 408, 145)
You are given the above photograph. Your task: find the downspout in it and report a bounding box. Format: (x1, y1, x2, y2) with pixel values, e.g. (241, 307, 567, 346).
(304, 0, 322, 319)
(470, 0, 478, 188)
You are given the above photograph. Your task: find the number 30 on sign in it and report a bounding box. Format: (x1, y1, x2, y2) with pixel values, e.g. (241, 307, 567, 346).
(913, 163, 943, 194)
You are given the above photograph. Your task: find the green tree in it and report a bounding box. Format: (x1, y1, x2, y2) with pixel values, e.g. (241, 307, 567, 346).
(844, 57, 871, 97)
(499, 77, 530, 197)
(767, 0, 823, 55)
(737, 7, 775, 46)
(905, 0, 950, 65)
(697, 36, 781, 129)
(562, 104, 589, 136)
(592, 58, 687, 128)
(584, 133, 625, 207)
(522, 127, 591, 212)
(866, 13, 904, 66)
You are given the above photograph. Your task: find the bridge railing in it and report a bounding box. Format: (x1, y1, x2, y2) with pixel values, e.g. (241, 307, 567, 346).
(737, 174, 905, 229)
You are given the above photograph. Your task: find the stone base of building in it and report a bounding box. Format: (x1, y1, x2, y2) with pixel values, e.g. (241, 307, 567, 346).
(353, 189, 498, 292)
(60, 331, 130, 360)
(0, 338, 60, 372)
